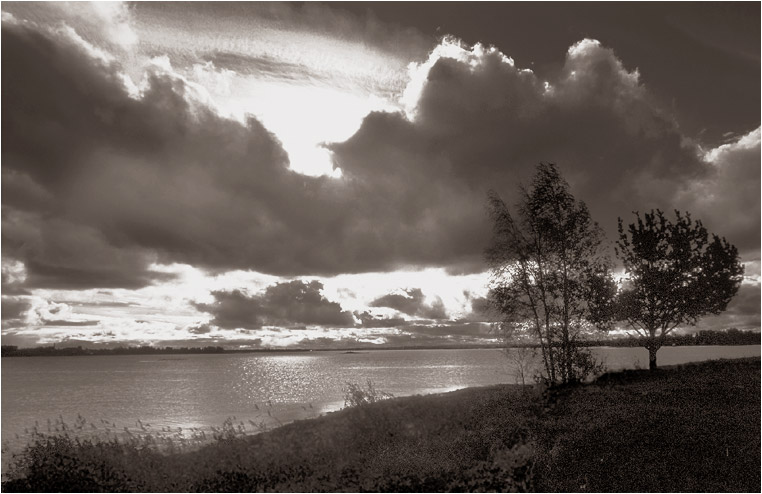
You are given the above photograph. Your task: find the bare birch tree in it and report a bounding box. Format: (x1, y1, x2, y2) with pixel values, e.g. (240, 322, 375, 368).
(485, 163, 615, 385)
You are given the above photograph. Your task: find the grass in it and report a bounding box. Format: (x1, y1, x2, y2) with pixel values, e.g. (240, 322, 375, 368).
(2, 358, 759, 492)
(533, 357, 761, 492)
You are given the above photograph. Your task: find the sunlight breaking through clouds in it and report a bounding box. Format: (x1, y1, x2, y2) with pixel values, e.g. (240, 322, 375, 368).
(1, 2, 759, 348)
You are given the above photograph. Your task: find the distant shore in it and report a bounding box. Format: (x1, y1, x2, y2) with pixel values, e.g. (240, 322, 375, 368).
(2, 328, 759, 357)
(3, 357, 759, 492)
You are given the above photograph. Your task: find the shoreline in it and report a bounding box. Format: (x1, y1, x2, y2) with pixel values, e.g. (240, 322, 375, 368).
(2, 340, 760, 358)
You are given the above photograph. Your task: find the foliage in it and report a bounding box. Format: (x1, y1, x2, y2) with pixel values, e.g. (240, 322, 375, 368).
(615, 209, 744, 368)
(485, 163, 615, 385)
(343, 379, 394, 408)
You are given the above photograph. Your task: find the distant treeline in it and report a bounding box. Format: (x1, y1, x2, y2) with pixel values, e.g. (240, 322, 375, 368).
(1, 329, 758, 357)
(0, 343, 501, 357)
(580, 328, 760, 348)
(0, 345, 228, 357)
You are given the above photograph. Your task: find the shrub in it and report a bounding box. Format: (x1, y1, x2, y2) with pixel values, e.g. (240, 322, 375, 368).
(3, 435, 139, 492)
(343, 379, 394, 408)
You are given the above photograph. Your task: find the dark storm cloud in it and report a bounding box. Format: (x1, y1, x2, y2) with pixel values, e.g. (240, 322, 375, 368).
(355, 311, 406, 328)
(404, 322, 491, 338)
(0, 284, 30, 296)
(2, 19, 758, 293)
(1, 213, 175, 289)
(470, 297, 490, 315)
(2, 21, 341, 285)
(1, 264, 30, 296)
(692, 283, 762, 332)
(675, 130, 760, 254)
(370, 288, 424, 314)
(725, 284, 762, 319)
(337, 2, 759, 145)
(370, 288, 448, 320)
(1, 296, 31, 331)
(193, 290, 266, 330)
(2, 18, 484, 286)
(194, 280, 355, 330)
(42, 319, 100, 327)
(1, 297, 30, 321)
(454, 295, 493, 324)
(187, 323, 213, 335)
(331, 38, 759, 261)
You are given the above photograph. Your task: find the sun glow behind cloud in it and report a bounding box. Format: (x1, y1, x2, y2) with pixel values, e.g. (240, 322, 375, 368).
(401, 35, 518, 119)
(122, 55, 395, 176)
(211, 78, 398, 176)
(2, 1, 414, 178)
(128, 2, 414, 177)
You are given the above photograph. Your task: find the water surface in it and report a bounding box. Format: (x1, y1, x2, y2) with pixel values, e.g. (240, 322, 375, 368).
(2, 345, 758, 455)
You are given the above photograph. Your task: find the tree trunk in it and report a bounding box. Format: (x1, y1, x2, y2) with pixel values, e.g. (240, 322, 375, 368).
(563, 328, 574, 382)
(648, 345, 658, 370)
(546, 327, 556, 384)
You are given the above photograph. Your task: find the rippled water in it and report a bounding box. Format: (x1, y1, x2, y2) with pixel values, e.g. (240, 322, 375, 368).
(2, 346, 758, 456)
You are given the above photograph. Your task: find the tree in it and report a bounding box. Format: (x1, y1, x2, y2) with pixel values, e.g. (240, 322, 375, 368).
(615, 210, 744, 370)
(485, 163, 616, 385)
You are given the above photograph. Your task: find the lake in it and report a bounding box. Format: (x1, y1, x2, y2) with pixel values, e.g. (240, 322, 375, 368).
(2, 345, 759, 458)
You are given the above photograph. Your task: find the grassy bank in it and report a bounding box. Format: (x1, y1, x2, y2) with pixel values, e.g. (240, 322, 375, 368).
(3, 358, 759, 492)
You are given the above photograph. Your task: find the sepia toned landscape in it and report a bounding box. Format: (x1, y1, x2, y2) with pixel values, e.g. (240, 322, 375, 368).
(1, 2, 760, 492)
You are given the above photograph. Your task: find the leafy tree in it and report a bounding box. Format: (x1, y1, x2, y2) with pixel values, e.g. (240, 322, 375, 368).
(615, 210, 744, 369)
(485, 163, 615, 385)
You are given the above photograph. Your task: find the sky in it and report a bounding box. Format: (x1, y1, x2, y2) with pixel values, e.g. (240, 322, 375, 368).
(1, 1, 760, 349)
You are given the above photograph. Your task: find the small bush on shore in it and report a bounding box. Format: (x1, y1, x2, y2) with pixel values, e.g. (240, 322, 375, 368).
(4, 435, 149, 492)
(343, 379, 394, 408)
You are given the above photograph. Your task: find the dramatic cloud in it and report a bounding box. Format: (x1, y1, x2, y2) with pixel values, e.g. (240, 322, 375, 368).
(5, 20, 758, 296)
(696, 283, 762, 332)
(1, 259, 30, 295)
(370, 288, 448, 320)
(404, 322, 491, 338)
(187, 323, 213, 335)
(132, 1, 428, 92)
(1, 7, 758, 347)
(331, 38, 742, 269)
(459, 296, 492, 323)
(195, 280, 355, 330)
(1, 297, 30, 321)
(676, 127, 761, 255)
(354, 311, 407, 329)
(42, 319, 100, 327)
(2, 21, 332, 286)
